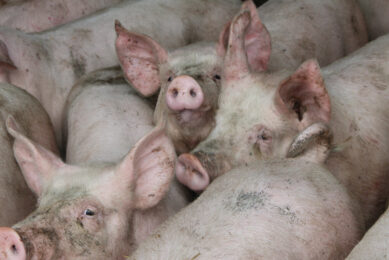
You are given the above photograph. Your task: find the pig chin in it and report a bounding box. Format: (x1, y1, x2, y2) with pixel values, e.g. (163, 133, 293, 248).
(173, 105, 212, 126)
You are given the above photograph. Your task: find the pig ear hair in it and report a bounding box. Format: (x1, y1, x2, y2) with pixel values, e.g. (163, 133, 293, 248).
(286, 123, 332, 164)
(116, 127, 176, 210)
(0, 40, 16, 83)
(218, 0, 271, 73)
(115, 20, 168, 97)
(275, 59, 331, 129)
(6, 115, 65, 196)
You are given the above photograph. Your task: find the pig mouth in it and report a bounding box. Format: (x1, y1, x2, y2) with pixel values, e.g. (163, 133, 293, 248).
(173, 105, 212, 125)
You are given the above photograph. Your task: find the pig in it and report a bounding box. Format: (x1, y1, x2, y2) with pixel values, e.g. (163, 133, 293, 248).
(0, 0, 242, 149)
(0, 118, 191, 259)
(116, 0, 367, 153)
(130, 128, 364, 259)
(0, 82, 58, 227)
(177, 11, 389, 228)
(0, 0, 124, 33)
(356, 0, 389, 40)
(63, 66, 155, 164)
(346, 204, 389, 259)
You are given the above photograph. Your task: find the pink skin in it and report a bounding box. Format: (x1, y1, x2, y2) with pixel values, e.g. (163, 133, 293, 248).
(0, 116, 183, 259)
(0, 227, 26, 260)
(165, 75, 204, 117)
(115, 1, 271, 154)
(176, 153, 209, 192)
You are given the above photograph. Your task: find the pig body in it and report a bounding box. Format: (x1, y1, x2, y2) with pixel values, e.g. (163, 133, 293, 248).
(0, 0, 242, 147)
(130, 159, 363, 260)
(356, 0, 389, 40)
(64, 66, 154, 164)
(0, 0, 124, 32)
(0, 83, 58, 226)
(258, 0, 367, 71)
(120, 0, 367, 153)
(184, 19, 389, 227)
(346, 205, 389, 259)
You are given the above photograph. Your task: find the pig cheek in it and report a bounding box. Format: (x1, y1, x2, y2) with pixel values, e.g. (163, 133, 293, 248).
(78, 215, 102, 233)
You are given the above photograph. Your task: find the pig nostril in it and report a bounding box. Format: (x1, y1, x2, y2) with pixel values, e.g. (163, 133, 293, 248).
(11, 244, 17, 254)
(172, 88, 178, 97)
(190, 89, 196, 97)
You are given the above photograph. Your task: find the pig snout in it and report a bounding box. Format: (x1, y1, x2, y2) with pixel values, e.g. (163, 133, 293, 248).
(176, 153, 210, 192)
(0, 227, 26, 260)
(166, 76, 204, 111)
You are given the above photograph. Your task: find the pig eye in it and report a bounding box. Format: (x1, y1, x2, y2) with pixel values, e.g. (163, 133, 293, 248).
(213, 74, 221, 81)
(167, 76, 173, 82)
(258, 131, 271, 141)
(83, 208, 96, 217)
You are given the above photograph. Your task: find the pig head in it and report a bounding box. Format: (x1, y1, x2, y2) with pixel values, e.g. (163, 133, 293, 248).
(115, 0, 271, 153)
(0, 117, 177, 259)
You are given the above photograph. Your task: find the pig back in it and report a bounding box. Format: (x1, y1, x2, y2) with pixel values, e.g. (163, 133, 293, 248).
(64, 67, 154, 165)
(0, 82, 58, 226)
(131, 159, 363, 259)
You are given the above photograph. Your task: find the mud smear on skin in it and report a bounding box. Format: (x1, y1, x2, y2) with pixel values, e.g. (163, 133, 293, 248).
(70, 47, 86, 79)
(223, 190, 270, 213)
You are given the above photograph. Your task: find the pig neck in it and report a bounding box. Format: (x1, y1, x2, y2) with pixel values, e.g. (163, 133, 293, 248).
(131, 177, 192, 249)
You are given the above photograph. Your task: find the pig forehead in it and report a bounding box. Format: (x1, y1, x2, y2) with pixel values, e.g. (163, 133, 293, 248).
(166, 44, 220, 75)
(39, 186, 89, 207)
(46, 164, 116, 196)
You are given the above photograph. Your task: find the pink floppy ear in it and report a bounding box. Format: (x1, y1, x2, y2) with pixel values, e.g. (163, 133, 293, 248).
(115, 20, 168, 97)
(217, 0, 271, 72)
(6, 116, 65, 196)
(114, 127, 176, 210)
(275, 59, 331, 129)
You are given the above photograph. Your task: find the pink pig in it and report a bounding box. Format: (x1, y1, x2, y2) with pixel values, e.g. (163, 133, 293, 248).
(115, 0, 367, 153)
(177, 10, 389, 228)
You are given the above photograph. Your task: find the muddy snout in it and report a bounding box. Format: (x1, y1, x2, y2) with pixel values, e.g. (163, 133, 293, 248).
(0, 227, 26, 260)
(166, 75, 204, 111)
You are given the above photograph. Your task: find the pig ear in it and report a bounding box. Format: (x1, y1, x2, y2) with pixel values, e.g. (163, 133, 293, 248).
(218, 0, 271, 72)
(223, 11, 251, 81)
(0, 40, 16, 83)
(115, 20, 168, 97)
(116, 128, 176, 210)
(6, 116, 65, 196)
(275, 59, 331, 129)
(286, 123, 332, 163)
(175, 153, 210, 193)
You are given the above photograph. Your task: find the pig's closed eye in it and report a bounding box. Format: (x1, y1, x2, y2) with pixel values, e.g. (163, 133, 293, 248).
(251, 127, 273, 156)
